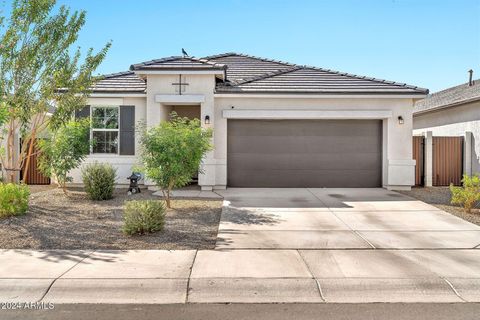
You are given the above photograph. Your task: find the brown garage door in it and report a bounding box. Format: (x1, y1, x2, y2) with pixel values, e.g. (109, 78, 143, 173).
(227, 119, 382, 187)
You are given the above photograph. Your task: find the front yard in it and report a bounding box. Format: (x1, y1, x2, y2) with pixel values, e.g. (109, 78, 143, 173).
(0, 187, 222, 250)
(399, 187, 480, 226)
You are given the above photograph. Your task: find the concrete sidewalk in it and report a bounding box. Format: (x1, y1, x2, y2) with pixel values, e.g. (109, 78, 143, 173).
(1, 249, 479, 304)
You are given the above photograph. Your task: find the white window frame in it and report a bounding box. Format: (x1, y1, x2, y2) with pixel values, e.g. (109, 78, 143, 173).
(90, 105, 120, 155)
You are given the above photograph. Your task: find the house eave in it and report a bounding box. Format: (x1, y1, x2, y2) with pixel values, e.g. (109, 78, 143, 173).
(88, 92, 147, 98)
(133, 69, 225, 76)
(214, 92, 428, 99)
(414, 96, 480, 116)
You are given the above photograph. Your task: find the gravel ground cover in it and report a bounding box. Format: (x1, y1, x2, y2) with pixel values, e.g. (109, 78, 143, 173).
(0, 187, 223, 249)
(399, 187, 480, 226)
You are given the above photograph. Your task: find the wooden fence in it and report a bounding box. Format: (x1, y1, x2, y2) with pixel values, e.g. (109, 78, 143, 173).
(412, 136, 424, 186)
(432, 136, 463, 186)
(21, 139, 51, 185)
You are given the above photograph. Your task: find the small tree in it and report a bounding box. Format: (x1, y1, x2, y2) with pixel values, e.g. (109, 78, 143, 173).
(140, 113, 212, 208)
(37, 119, 91, 193)
(450, 174, 480, 213)
(0, 0, 110, 183)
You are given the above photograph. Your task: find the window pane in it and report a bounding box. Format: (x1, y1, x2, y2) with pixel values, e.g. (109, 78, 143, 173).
(92, 107, 118, 129)
(92, 108, 105, 129)
(105, 108, 119, 129)
(92, 131, 118, 154)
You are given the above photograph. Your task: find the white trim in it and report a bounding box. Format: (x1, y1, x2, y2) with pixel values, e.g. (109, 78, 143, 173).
(134, 70, 224, 75)
(214, 93, 426, 99)
(222, 109, 393, 120)
(155, 94, 205, 104)
(89, 93, 146, 98)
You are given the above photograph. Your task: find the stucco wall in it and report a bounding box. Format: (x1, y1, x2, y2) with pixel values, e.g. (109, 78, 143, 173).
(413, 100, 480, 174)
(144, 73, 217, 187)
(213, 96, 416, 189)
(68, 71, 418, 190)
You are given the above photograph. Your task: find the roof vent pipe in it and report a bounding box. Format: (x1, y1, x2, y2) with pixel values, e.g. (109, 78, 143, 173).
(468, 69, 474, 86)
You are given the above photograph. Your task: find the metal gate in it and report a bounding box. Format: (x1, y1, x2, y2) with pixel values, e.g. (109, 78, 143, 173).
(432, 136, 463, 186)
(412, 136, 424, 186)
(21, 139, 51, 185)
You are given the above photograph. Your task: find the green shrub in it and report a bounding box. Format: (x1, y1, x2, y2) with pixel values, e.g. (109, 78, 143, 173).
(38, 119, 91, 193)
(81, 162, 117, 200)
(140, 112, 212, 208)
(450, 174, 480, 213)
(0, 183, 30, 218)
(123, 200, 166, 235)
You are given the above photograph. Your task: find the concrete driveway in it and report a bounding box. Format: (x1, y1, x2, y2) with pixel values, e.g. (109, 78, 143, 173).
(215, 188, 480, 249)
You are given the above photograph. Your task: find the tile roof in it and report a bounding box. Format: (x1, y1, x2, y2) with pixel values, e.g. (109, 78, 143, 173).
(92, 53, 428, 95)
(91, 71, 146, 93)
(130, 56, 226, 71)
(414, 79, 480, 114)
(206, 53, 428, 95)
(203, 53, 296, 83)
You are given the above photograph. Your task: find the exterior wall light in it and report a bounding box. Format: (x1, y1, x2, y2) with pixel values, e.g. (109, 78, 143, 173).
(398, 116, 404, 124)
(205, 115, 210, 125)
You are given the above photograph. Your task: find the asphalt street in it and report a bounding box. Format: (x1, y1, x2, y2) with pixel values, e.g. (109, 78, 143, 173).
(2, 303, 480, 320)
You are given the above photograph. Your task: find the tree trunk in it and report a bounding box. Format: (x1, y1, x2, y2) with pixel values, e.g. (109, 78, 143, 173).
(5, 120, 16, 183)
(165, 189, 171, 208)
(60, 179, 68, 194)
(165, 180, 175, 209)
(166, 195, 171, 208)
(161, 189, 170, 208)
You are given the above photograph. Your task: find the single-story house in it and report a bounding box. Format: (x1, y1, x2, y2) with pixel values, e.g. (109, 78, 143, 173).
(413, 75, 480, 178)
(68, 52, 428, 190)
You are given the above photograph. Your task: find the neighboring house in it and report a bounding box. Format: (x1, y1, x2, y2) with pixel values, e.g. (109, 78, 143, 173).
(413, 76, 480, 176)
(68, 52, 428, 190)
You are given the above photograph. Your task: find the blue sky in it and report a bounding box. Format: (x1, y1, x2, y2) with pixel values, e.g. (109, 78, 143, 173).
(4, 0, 480, 92)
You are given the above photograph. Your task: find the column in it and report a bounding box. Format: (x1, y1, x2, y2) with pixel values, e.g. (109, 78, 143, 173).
(424, 131, 433, 187)
(464, 131, 473, 177)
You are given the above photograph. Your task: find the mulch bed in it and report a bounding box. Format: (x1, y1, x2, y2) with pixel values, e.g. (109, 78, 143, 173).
(399, 187, 480, 226)
(0, 187, 223, 250)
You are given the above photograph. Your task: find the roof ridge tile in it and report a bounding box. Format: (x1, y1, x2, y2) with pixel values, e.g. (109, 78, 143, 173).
(130, 56, 225, 71)
(101, 71, 136, 79)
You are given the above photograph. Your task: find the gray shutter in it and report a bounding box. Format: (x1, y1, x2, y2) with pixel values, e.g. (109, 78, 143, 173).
(120, 105, 135, 155)
(75, 105, 90, 119)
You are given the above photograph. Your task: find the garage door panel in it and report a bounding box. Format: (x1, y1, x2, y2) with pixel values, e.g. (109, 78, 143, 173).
(227, 119, 382, 187)
(228, 120, 381, 137)
(229, 170, 381, 188)
(229, 136, 381, 154)
(228, 153, 381, 171)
